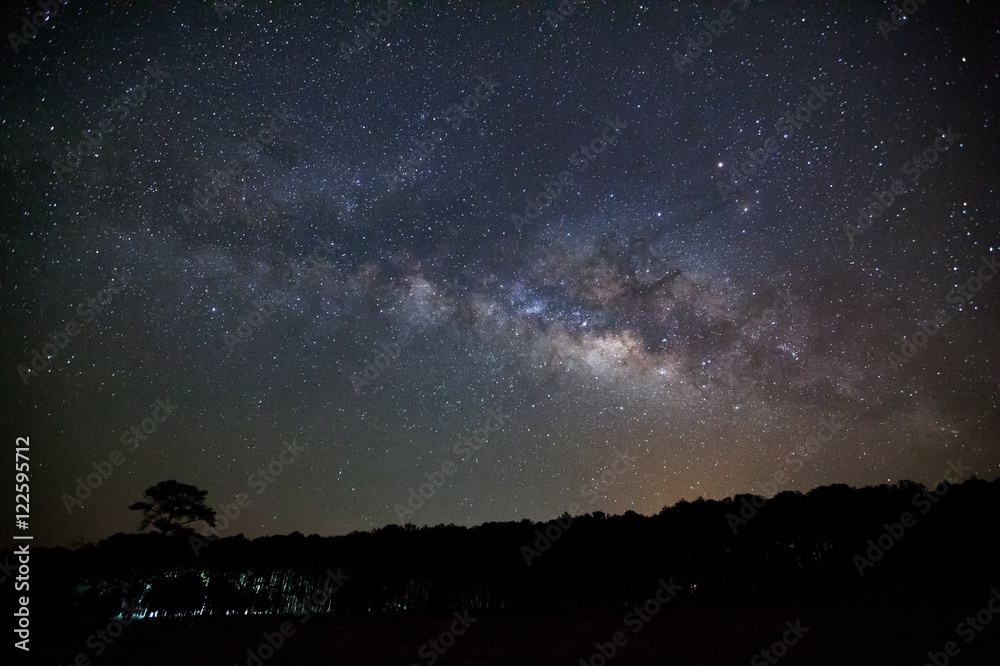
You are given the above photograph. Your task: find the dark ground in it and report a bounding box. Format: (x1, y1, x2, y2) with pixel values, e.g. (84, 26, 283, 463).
(35, 597, 1000, 665)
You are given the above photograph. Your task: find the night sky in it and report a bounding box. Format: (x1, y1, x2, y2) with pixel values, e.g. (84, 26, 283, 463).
(2, 0, 997, 548)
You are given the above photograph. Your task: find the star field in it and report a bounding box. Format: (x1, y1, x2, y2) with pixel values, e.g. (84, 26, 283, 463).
(1, 0, 997, 547)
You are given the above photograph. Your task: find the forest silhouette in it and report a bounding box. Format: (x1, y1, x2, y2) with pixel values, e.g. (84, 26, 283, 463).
(16, 477, 999, 625)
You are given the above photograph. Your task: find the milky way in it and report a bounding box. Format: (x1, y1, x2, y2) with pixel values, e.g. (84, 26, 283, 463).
(2, 0, 997, 546)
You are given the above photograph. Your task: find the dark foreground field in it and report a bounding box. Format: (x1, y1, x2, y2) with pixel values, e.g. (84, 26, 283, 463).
(36, 598, 1000, 666)
(21, 481, 1000, 664)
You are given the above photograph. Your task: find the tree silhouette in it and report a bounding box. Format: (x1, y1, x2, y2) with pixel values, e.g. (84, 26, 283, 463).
(128, 480, 217, 536)
(20, 476, 999, 623)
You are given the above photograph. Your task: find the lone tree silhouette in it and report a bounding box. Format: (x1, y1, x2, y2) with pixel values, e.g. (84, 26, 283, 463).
(129, 480, 217, 536)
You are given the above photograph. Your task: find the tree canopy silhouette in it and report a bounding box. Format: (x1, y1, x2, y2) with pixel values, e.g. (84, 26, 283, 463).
(128, 480, 217, 536)
(13, 476, 998, 624)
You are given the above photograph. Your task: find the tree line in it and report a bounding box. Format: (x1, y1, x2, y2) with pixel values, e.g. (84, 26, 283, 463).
(12, 476, 999, 624)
